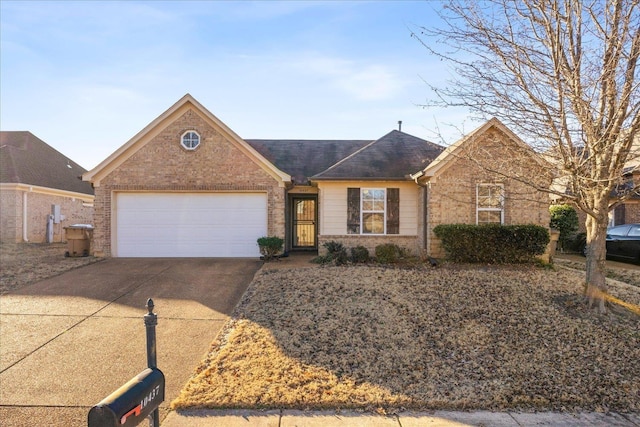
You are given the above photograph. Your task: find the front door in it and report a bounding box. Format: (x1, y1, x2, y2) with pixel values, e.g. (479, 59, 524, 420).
(292, 197, 316, 249)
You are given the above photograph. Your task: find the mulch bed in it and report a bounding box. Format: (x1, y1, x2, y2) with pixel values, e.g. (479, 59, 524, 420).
(172, 264, 639, 413)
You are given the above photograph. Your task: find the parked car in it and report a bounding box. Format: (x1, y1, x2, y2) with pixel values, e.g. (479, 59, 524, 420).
(606, 223, 640, 263)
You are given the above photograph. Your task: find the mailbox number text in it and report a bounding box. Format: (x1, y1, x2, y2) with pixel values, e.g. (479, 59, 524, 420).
(140, 384, 161, 410)
(120, 385, 162, 425)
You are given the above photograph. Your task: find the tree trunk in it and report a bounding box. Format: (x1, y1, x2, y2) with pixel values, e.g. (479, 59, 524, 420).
(584, 214, 608, 313)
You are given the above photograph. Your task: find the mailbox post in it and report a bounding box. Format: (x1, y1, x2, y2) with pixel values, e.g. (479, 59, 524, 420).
(145, 298, 158, 369)
(144, 298, 160, 426)
(88, 299, 164, 427)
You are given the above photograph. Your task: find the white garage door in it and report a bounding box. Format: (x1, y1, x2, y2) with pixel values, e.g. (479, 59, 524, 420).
(115, 193, 267, 257)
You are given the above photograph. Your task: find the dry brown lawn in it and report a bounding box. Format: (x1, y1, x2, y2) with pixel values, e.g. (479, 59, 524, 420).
(0, 243, 101, 294)
(172, 264, 639, 413)
(555, 257, 640, 289)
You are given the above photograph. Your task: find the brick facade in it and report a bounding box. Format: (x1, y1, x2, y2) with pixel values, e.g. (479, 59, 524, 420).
(620, 201, 640, 224)
(426, 127, 552, 257)
(0, 187, 93, 243)
(91, 108, 285, 256)
(86, 100, 552, 259)
(318, 235, 419, 257)
(0, 189, 20, 242)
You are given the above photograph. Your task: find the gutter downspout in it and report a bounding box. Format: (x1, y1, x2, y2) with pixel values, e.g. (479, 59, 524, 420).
(411, 171, 429, 254)
(22, 191, 29, 242)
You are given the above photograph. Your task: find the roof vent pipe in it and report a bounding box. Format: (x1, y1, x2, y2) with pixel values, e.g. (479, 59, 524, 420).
(398, 121, 402, 132)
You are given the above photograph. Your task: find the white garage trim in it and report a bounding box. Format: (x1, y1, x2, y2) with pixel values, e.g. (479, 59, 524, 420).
(114, 192, 267, 257)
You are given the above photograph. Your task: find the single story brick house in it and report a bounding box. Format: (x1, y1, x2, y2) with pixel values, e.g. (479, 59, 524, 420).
(83, 94, 552, 258)
(1, 131, 94, 243)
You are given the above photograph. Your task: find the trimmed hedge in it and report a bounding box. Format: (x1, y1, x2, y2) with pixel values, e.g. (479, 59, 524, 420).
(257, 236, 284, 261)
(350, 246, 370, 263)
(433, 224, 550, 263)
(375, 243, 405, 264)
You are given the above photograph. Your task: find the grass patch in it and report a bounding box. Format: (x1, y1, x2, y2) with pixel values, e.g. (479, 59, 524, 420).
(172, 265, 639, 413)
(555, 257, 640, 289)
(0, 243, 101, 294)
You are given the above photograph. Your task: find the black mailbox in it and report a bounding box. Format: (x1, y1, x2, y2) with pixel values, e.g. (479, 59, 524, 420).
(88, 367, 164, 427)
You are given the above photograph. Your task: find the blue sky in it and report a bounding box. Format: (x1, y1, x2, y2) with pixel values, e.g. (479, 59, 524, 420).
(1, 1, 472, 170)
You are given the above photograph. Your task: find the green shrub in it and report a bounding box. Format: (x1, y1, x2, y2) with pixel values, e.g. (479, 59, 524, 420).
(433, 224, 549, 263)
(310, 255, 329, 264)
(257, 236, 284, 261)
(313, 241, 348, 265)
(350, 246, 370, 263)
(375, 243, 405, 264)
(549, 204, 579, 251)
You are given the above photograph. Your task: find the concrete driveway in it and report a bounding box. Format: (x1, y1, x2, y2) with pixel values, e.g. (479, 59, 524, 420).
(0, 258, 262, 427)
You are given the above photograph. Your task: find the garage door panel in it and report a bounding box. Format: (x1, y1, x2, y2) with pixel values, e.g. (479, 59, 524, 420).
(116, 193, 267, 257)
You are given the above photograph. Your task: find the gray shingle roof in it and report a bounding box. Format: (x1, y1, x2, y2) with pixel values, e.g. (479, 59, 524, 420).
(245, 139, 372, 185)
(311, 130, 444, 180)
(0, 131, 94, 195)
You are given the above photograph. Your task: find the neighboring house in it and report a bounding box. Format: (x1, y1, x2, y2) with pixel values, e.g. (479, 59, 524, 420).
(82, 94, 553, 258)
(549, 134, 640, 231)
(608, 133, 640, 226)
(0, 131, 94, 243)
(604, 166, 640, 227)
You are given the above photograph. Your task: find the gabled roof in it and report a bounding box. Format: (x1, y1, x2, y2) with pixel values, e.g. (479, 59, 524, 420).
(412, 117, 548, 180)
(0, 131, 93, 195)
(246, 139, 372, 185)
(83, 94, 291, 187)
(311, 130, 444, 181)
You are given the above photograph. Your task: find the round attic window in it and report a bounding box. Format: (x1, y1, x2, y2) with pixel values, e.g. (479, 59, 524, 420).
(181, 131, 200, 150)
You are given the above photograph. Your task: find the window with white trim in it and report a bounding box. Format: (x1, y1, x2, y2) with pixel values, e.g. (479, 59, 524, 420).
(181, 131, 200, 150)
(477, 184, 504, 224)
(347, 187, 399, 235)
(361, 188, 386, 234)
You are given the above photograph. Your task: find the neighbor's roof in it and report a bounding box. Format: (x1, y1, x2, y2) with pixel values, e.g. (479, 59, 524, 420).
(0, 131, 94, 195)
(311, 130, 444, 181)
(246, 139, 372, 185)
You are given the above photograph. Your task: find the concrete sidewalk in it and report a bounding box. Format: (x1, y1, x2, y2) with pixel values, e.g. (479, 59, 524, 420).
(161, 408, 640, 426)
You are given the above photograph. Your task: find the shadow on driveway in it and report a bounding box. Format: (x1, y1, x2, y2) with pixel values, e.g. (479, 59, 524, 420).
(0, 258, 261, 427)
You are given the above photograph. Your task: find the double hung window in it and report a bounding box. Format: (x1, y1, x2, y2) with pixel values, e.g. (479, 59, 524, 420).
(477, 184, 504, 224)
(361, 189, 386, 234)
(347, 187, 399, 235)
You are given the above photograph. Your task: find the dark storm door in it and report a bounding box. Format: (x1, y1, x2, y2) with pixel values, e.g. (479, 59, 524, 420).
(292, 198, 316, 248)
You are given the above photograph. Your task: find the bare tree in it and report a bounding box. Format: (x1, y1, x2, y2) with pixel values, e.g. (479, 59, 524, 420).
(413, 0, 640, 312)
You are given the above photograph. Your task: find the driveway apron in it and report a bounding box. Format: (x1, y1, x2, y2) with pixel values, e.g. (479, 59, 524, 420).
(0, 258, 261, 427)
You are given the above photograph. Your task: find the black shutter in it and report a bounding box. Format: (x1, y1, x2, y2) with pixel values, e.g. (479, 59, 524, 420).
(347, 188, 360, 234)
(387, 188, 399, 234)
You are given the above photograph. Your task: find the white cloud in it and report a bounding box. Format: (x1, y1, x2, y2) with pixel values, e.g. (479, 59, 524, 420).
(289, 53, 406, 101)
(336, 64, 404, 100)
(0, 0, 473, 168)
